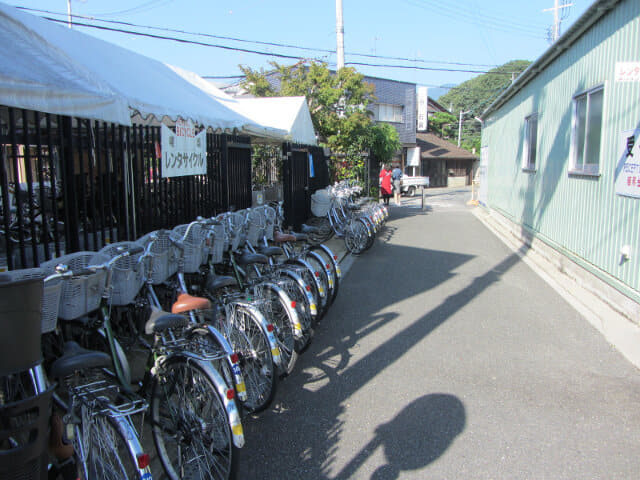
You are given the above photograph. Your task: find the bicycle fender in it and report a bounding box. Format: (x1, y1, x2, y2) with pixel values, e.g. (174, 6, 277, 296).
(162, 354, 245, 449)
(111, 413, 154, 478)
(307, 250, 334, 291)
(233, 302, 284, 369)
(314, 244, 342, 279)
(278, 268, 317, 316)
(259, 282, 303, 339)
(200, 324, 247, 403)
(289, 258, 326, 299)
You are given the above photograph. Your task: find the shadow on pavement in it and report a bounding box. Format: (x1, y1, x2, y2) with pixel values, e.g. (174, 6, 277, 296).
(237, 208, 527, 479)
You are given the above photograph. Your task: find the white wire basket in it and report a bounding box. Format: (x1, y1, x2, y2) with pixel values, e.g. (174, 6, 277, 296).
(41, 252, 110, 320)
(171, 223, 207, 273)
(98, 242, 145, 306)
(137, 230, 178, 285)
(225, 212, 246, 253)
(246, 208, 266, 247)
(311, 189, 331, 217)
(263, 205, 276, 241)
(207, 224, 226, 265)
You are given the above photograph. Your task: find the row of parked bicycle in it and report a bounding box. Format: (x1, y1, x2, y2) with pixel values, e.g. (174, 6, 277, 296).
(0, 182, 389, 480)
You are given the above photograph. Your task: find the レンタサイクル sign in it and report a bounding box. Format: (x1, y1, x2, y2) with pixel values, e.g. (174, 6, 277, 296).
(161, 119, 207, 177)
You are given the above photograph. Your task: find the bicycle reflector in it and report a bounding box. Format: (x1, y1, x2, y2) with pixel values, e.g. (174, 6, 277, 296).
(137, 453, 150, 469)
(230, 353, 239, 363)
(314, 271, 320, 277)
(333, 255, 338, 260)
(226, 389, 235, 400)
(305, 285, 312, 291)
(266, 324, 275, 332)
(291, 301, 297, 309)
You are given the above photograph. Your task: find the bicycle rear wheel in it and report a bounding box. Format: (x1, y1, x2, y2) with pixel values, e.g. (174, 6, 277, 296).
(226, 304, 278, 413)
(151, 358, 239, 480)
(252, 283, 298, 376)
(74, 407, 142, 480)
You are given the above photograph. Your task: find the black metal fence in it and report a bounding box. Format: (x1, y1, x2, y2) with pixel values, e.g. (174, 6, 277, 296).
(282, 144, 328, 230)
(0, 105, 252, 270)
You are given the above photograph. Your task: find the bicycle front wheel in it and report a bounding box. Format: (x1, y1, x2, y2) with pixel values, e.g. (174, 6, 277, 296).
(151, 358, 239, 480)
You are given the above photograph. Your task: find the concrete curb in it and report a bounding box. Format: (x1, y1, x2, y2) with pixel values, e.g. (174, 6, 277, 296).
(472, 206, 640, 370)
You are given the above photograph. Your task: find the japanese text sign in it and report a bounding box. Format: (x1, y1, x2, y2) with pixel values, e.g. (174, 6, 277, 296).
(615, 62, 640, 83)
(615, 128, 640, 199)
(161, 119, 207, 177)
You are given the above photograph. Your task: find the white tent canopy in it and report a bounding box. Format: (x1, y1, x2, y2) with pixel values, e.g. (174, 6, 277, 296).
(0, 2, 286, 139)
(170, 66, 317, 146)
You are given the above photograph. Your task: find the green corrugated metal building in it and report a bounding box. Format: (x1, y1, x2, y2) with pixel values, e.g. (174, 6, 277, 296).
(480, 0, 640, 324)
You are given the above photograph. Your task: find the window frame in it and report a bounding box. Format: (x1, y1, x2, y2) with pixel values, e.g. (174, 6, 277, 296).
(569, 84, 604, 177)
(376, 103, 404, 123)
(522, 113, 539, 172)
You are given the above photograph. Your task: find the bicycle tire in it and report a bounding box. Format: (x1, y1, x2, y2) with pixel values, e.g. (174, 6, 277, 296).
(309, 245, 340, 304)
(73, 407, 144, 480)
(226, 303, 278, 413)
(274, 270, 314, 352)
(306, 251, 334, 308)
(252, 283, 299, 376)
(151, 357, 240, 480)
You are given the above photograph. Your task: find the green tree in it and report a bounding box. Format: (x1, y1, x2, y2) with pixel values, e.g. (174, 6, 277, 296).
(428, 112, 457, 139)
(437, 59, 532, 152)
(240, 61, 388, 181)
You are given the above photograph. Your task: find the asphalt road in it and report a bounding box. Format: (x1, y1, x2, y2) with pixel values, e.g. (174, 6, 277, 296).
(236, 188, 640, 479)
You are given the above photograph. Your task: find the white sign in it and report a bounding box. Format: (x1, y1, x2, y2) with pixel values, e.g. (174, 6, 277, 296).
(161, 119, 207, 177)
(407, 146, 420, 167)
(417, 86, 428, 131)
(615, 62, 640, 83)
(615, 128, 640, 198)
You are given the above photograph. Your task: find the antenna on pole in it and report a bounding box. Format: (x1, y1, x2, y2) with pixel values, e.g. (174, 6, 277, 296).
(336, 0, 345, 70)
(543, 0, 573, 43)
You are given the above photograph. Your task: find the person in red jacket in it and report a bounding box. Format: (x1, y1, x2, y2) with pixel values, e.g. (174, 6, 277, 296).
(379, 164, 393, 205)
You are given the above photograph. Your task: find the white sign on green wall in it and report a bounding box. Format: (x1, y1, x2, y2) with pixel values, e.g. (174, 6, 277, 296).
(615, 128, 640, 199)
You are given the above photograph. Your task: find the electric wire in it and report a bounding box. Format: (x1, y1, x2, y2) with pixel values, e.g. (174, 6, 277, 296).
(18, 6, 500, 69)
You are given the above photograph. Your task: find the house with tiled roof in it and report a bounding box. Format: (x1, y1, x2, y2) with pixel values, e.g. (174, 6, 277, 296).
(415, 132, 478, 187)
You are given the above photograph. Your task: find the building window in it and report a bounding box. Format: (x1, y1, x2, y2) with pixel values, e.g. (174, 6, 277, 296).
(570, 86, 604, 176)
(523, 113, 538, 171)
(377, 103, 404, 123)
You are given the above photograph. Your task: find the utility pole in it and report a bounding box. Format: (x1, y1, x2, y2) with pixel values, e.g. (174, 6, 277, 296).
(336, 0, 345, 70)
(67, 0, 72, 28)
(543, 0, 573, 42)
(458, 110, 470, 147)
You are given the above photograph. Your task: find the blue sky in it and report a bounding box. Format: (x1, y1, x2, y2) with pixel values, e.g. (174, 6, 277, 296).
(4, 0, 591, 93)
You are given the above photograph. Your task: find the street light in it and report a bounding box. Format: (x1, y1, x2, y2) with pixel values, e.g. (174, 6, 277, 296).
(458, 110, 471, 147)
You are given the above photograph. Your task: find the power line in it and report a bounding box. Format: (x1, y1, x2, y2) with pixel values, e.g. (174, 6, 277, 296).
(39, 16, 514, 75)
(19, 7, 500, 69)
(401, 0, 547, 38)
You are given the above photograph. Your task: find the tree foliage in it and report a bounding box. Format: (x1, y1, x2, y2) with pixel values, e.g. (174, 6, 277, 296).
(437, 59, 532, 153)
(240, 61, 391, 181)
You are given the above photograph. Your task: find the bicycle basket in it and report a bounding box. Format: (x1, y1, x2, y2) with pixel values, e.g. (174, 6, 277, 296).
(225, 212, 246, 253)
(0, 387, 54, 480)
(137, 230, 178, 284)
(208, 224, 226, 264)
(41, 252, 110, 320)
(263, 205, 276, 241)
(171, 223, 207, 273)
(0, 270, 44, 375)
(246, 208, 266, 247)
(311, 189, 331, 217)
(0, 267, 60, 335)
(98, 242, 145, 306)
